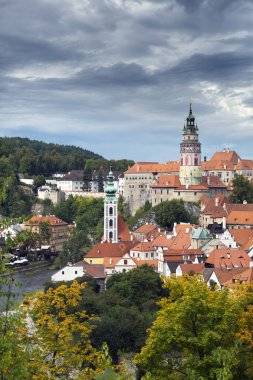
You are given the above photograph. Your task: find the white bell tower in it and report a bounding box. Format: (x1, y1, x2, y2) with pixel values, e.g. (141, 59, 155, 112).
(104, 168, 118, 243)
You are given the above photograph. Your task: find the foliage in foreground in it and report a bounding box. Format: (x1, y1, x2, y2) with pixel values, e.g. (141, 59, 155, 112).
(135, 275, 253, 380)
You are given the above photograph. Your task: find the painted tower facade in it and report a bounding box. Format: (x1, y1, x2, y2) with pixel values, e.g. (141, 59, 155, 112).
(179, 104, 202, 186)
(104, 169, 118, 243)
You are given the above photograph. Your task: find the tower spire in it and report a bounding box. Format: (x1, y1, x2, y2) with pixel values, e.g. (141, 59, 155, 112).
(104, 167, 118, 243)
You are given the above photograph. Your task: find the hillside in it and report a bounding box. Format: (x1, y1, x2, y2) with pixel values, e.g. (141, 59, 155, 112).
(0, 137, 133, 177)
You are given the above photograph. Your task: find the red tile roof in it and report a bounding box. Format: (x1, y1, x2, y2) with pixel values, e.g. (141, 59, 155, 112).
(226, 211, 253, 226)
(85, 242, 137, 258)
(230, 229, 253, 248)
(118, 215, 131, 241)
(223, 267, 253, 286)
(201, 195, 229, 218)
(205, 248, 251, 269)
(131, 242, 156, 252)
(73, 261, 106, 278)
(133, 259, 159, 269)
(152, 235, 172, 248)
(209, 151, 240, 163)
(125, 161, 180, 174)
(178, 263, 205, 275)
(24, 215, 68, 226)
(134, 224, 158, 234)
(210, 267, 248, 286)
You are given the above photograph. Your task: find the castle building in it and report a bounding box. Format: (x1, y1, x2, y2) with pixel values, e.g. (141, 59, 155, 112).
(124, 105, 228, 214)
(104, 169, 118, 243)
(179, 104, 202, 186)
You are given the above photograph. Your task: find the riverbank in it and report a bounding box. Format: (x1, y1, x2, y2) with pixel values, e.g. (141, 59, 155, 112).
(0, 261, 57, 306)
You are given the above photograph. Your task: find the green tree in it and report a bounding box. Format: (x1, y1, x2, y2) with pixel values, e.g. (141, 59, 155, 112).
(0, 261, 32, 379)
(98, 171, 104, 192)
(32, 174, 46, 193)
(135, 275, 253, 380)
(153, 199, 191, 229)
(55, 228, 90, 268)
(39, 221, 52, 246)
(229, 174, 253, 203)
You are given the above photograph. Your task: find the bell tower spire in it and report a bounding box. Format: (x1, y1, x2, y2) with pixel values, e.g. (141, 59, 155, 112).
(104, 167, 118, 243)
(179, 104, 202, 186)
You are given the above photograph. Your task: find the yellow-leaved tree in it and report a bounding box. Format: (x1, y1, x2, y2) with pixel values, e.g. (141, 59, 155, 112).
(135, 275, 253, 380)
(23, 280, 110, 380)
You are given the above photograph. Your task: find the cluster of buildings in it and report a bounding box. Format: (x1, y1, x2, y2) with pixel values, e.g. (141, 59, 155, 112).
(21, 105, 253, 214)
(124, 105, 253, 214)
(52, 169, 253, 290)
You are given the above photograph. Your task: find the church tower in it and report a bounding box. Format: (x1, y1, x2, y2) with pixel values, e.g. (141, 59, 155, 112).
(179, 104, 202, 186)
(104, 168, 118, 243)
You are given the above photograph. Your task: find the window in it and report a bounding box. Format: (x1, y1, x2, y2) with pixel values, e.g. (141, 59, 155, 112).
(109, 219, 113, 227)
(90, 260, 92, 264)
(109, 231, 113, 239)
(75, 270, 77, 274)
(109, 207, 113, 215)
(62, 271, 64, 275)
(124, 259, 127, 265)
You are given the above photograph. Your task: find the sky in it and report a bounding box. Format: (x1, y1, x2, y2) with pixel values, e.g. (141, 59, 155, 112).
(0, 0, 253, 162)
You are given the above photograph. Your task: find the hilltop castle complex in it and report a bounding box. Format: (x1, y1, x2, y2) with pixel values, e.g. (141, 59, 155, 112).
(124, 105, 253, 214)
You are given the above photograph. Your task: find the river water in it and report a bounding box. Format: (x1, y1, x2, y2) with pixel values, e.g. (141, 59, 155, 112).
(0, 262, 57, 307)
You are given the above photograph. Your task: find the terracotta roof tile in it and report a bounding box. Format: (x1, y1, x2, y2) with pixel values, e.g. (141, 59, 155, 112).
(131, 242, 155, 252)
(125, 161, 180, 174)
(178, 263, 205, 275)
(226, 211, 253, 225)
(85, 242, 137, 258)
(24, 215, 68, 226)
(73, 261, 106, 278)
(205, 248, 251, 269)
(230, 229, 253, 248)
(211, 267, 248, 285)
(209, 151, 240, 163)
(223, 267, 253, 286)
(134, 224, 158, 234)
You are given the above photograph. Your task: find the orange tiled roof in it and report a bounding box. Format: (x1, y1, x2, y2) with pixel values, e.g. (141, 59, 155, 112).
(179, 263, 205, 275)
(118, 215, 131, 242)
(205, 248, 251, 269)
(201, 195, 229, 217)
(210, 267, 248, 285)
(152, 235, 172, 248)
(103, 257, 123, 268)
(134, 224, 158, 234)
(152, 175, 181, 188)
(24, 215, 68, 226)
(209, 151, 240, 163)
(134, 259, 159, 269)
(86, 242, 137, 258)
(131, 242, 155, 252)
(73, 261, 106, 278)
(223, 267, 253, 286)
(235, 159, 253, 170)
(201, 160, 235, 171)
(125, 161, 180, 174)
(226, 211, 253, 225)
(230, 229, 253, 248)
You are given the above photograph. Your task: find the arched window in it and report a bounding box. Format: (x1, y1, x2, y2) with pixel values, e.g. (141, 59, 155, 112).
(109, 219, 113, 227)
(109, 207, 113, 215)
(109, 231, 113, 239)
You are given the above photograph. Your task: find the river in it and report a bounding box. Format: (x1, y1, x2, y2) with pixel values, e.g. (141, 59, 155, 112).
(0, 261, 57, 307)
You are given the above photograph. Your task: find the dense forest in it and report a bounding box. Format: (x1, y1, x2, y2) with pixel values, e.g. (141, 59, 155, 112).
(0, 137, 134, 217)
(0, 137, 134, 177)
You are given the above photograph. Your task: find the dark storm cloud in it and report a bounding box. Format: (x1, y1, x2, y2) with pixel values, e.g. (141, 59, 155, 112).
(0, 0, 253, 161)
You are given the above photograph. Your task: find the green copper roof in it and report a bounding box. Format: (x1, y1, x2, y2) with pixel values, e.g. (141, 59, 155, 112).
(192, 227, 211, 240)
(104, 168, 117, 201)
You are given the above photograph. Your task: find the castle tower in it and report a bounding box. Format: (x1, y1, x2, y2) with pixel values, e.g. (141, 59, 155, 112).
(179, 104, 202, 186)
(104, 168, 118, 243)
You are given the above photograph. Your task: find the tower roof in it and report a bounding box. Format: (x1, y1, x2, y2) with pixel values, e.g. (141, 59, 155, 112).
(187, 103, 195, 121)
(104, 167, 117, 200)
